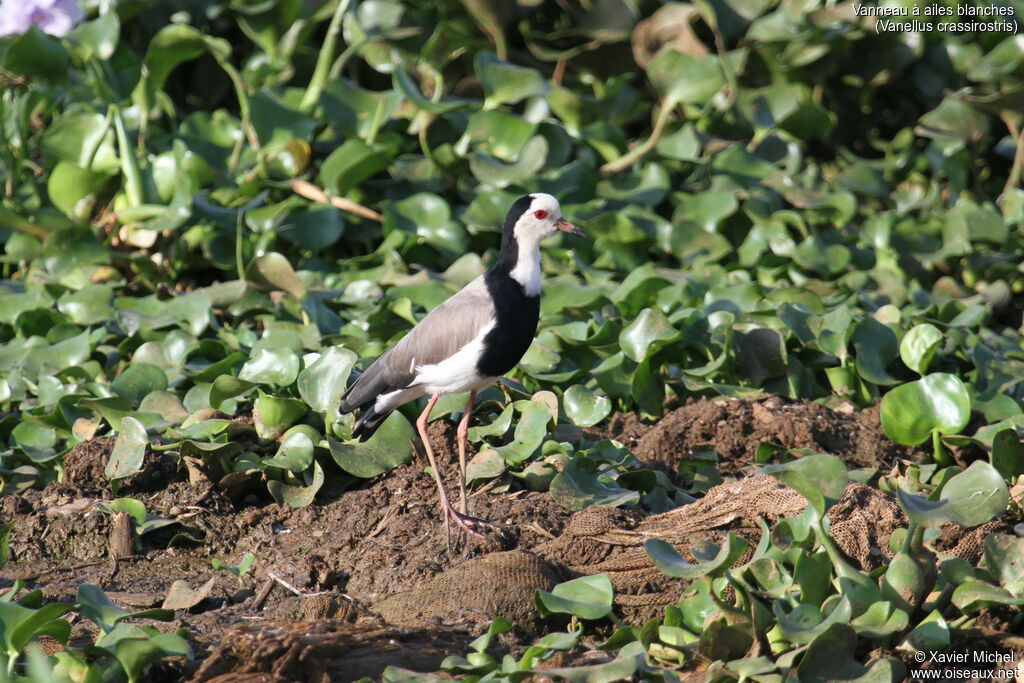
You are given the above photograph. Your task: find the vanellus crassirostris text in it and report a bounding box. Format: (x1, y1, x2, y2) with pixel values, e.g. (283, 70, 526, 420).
(339, 193, 585, 536)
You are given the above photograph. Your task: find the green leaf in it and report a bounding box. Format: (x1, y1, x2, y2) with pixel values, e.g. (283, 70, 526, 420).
(253, 391, 307, 441)
(646, 50, 724, 106)
(76, 585, 173, 634)
(476, 52, 547, 108)
(246, 253, 307, 299)
(563, 385, 612, 428)
(319, 139, 390, 194)
(535, 574, 613, 620)
(296, 346, 358, 415)
(105, 417, 148, 481)
(619, 308, 678, 363)
(899, 324, 943, 375)
(991, 429, 1024, 480)
(2, 25, 69, 81)
(98, 498, 147, 526)
(644, 533, 747, 579)
(797, 623, 903, 682)
(880, 373, 971, 446)
(111, 364, 169, 405)
(492, 401, 552, 465)
(328, 412, 415, 477)
(240, 348, 300, 386)
(262, 427, 316, 472)
(209, 376, 257, 411)
(895, 461, 1008, 528)
(267, 459, 324, 509)
(761, 453, 847, 517)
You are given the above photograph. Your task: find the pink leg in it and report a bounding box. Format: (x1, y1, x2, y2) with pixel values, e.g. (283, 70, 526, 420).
(415, 393, 500, 539)
(456, 391, 476, 515)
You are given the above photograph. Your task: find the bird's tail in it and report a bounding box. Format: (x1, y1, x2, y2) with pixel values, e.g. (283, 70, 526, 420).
(351, 404, 390, 442)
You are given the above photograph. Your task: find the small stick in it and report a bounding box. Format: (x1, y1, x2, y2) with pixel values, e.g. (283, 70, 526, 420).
(290, 179, 383, 222)
(252, 577, 275, 610)
(267, 571, 303, 596)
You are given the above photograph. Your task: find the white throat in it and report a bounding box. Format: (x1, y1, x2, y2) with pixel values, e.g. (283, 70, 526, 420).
(509, 238, 542, 296)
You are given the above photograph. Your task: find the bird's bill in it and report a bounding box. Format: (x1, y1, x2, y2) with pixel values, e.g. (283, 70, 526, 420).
(555, 219, 587, 237)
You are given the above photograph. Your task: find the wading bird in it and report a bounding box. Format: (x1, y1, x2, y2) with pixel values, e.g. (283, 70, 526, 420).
(340, 193, 585, 536)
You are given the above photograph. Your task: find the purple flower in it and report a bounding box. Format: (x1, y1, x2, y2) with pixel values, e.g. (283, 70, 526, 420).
(0, 0, 84, 38)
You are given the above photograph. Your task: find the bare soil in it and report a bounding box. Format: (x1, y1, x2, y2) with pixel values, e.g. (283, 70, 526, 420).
(0, 395, 1013, 682)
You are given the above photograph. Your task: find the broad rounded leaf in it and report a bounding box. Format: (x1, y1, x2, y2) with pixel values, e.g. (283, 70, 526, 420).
(535, 574, 613, 620)
(297, 346, 358, 415)
(761, 453, 848, 516)
(895, 461, 1008, 528)
(619, 308, 678, 362)
(563, 385, 612, 427)
(899, 323, 943, 375)
(881, 373, 971, 446)
(644, 533, 747, 579)
(105, 417, 148, 481)
(328, 412, 415, 478)
(240, 348, 300, 386)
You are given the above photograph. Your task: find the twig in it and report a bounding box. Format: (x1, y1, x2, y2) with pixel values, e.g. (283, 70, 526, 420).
(290, 179, 383, 222)
(253, 577, 275, 610)
(524, 521, 556, 540)
(267, 571, 304, 596)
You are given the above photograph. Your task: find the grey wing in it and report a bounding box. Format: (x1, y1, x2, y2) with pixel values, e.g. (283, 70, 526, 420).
(340, 276, 495, 411)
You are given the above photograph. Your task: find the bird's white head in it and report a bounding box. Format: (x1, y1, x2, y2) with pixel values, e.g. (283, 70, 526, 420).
(508, 193, 585, 246)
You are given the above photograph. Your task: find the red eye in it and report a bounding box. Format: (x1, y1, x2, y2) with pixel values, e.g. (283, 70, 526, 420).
(534, 210, 548, 220)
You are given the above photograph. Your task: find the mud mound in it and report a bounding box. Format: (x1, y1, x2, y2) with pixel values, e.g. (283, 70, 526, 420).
(627, 396, 921, 475)
(190, 622, 472, 682)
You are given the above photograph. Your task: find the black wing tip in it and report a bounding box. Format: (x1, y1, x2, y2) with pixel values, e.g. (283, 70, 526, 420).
(351, 405, 389, 441)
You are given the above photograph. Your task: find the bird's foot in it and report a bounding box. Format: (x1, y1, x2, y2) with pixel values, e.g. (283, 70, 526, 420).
(442, 504, 503, 539)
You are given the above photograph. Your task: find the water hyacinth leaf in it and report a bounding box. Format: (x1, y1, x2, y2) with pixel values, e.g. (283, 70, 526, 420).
(983, 534, 1024, 587)
(111, 363, 169, 405)
(619, 308, 678, 363)
(851, 317, 901, 386)
(549, 458, 640, 510)
(328, 412, 415, 478)
(951, 580, 1024, 612)
(492, 401, 552, 465)
(895, 461, 1008, 528)
(383, 192, 467, 254)
(644, 533, 747, 579)
(70, 11, 119, 60)
(899, 323, 943, 375)
(880, 373, 971, 446)
(535, 573, 613, 620)
(733, 328, 787, 385)
(240, 348, 300, 386)
(773, 598, 852, 645)
(245, 253, 308, 299)
(850, 601, 909, 639)
(469, 135, 548, 189)
(2, 25, 69, 82)
(991, 429, 1024, 480)
(105, 417, 148, 481)
(563, 385, 611, 427)
(76, 584, 173, 633)
(268, 460, 324, 509)
(209, 376, 256, 411)
(47, 161, 112, 222)
(796, 623, 903, 682)
(57, 284, 114, 325)
(104, 627, 194, 682)
(297, 346, 358, 416)
(898, 609, 949, 652)
(0, 600, 73, 658)
(262, 427, 316, 472)
(476, 52, 547, 108)
(98, 498, 148, 526)
(253, 391, 308, 441)
(320, 139, 390, 195)
(646, 50, 724, 106)
(761, 453, 847, 516)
